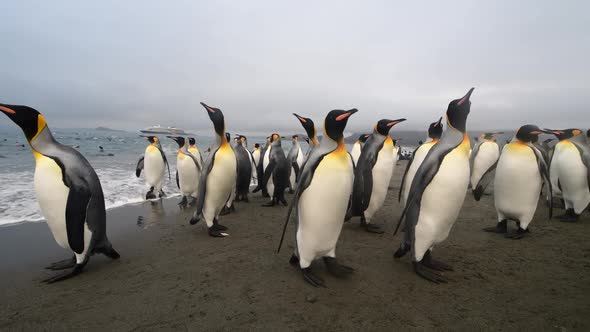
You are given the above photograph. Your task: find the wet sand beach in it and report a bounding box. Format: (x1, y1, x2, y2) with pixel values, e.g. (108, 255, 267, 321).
(1, 161, 589, 331)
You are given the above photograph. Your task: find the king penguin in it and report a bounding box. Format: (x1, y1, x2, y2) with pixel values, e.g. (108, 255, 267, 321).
(293, 113, 319, 155)
(484, 125, 552, 238)
(278, 108, 358, 287)
(350, 134, 369, 165)
(545, 128, 590, 221)
(168, 136, 201, 207)
(393, 88, 475, 283)
(350, 118, 406, 233)
(136, 136, 170, 199)
(189, 103, 237, 237)
(399, 117, 443, 207)
(0, 104, 119, 282)
(262, 133, 290, 206)
(287, 135, 304, 192)
(188, 137, 204, 166)
(469, 132, 503, 201)
(252, 136, 271, 197)
(234, 135, 253, 202)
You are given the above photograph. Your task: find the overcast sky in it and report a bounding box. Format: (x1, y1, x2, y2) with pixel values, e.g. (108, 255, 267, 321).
(1, 1, 588, 133)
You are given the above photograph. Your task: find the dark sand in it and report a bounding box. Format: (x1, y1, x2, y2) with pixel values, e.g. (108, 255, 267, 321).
(1, 161, 589, 331)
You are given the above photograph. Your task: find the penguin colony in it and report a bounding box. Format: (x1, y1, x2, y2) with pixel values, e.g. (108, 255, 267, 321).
(1, 87, 589, 286)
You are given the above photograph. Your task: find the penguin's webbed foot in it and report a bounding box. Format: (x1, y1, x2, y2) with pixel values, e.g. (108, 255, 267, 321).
(413, 261, 448, 284)
(364, 223, 385, 234)
(45, 256, 76, 270)
(393, 245, 409, 258)
(146, 190, 156, 200)
(189, 215, 201, 225)
(289, 254, 299, 266)
(324, 257, 354, 277)
(262, 200, 275, 207)
(208, 228, 229, 237)
(556, 209, 578, 222)
(302, 268, 326, 288)
(482, 220, 507, 233)
(42, 264, 85, 284)
(178, 196, 188, 208)
(505, 227, 528, 239)
(210, 223, 228, 232)
(219, 206, 232, 216)
(422, 251, 453, 271)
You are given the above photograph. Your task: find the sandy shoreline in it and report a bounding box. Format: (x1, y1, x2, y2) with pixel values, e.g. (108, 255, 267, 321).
(1, 160, 589, 331)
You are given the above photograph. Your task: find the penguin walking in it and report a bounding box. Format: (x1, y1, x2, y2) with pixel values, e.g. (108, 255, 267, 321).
(470, 132, 503, 200)
(278, 109, 358, 287)
(350, 118, 406, 233)
(545, 129, 590, 221)
(0, 104, 119, 283)
(234, 135, 253, 202)
(483, 125, 553, 238)
(393, 88, 475, 283)
(168, 136, 201, 208)
(189, 103, 237, 237)
(287, 135, 304, 192)
(136, 136, 170, 199)
(262, 134, 290, 207)
(350, 134, 369, 165)
(399, 117, 443, 206)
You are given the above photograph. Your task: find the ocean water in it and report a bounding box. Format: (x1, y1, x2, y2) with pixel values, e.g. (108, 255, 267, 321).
(0, 126, 424, 227)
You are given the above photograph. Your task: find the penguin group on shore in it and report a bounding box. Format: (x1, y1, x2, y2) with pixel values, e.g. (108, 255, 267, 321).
(2, 87, 589, 286)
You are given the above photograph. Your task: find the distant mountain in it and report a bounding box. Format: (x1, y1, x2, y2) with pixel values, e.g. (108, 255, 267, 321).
(95, 126, 125, 132)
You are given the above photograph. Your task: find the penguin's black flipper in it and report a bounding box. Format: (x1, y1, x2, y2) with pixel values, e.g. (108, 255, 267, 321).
(192, 148, 217, 223)
(262, 159, 277, 189)
(350, 137, 382, 216)
(292, 162, 300, 182)
(528, 143, 553, 219)
(399, 146, 419, 203)
(64, 178, 92, 254)
(175, 170, 180, 189)
(185, 150, 202, 172)
(156, 143, 171, 180)
(469, 141, 482, 174)
(472, 160, 498, 201)
(135, 156, 144, 177)
(571, 140, 590, 195)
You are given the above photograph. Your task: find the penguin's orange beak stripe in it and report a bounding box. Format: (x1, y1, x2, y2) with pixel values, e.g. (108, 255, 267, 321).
(336, 112, 353, 121)
(296, 116, 307, 123)
(0, 105, 16, 114)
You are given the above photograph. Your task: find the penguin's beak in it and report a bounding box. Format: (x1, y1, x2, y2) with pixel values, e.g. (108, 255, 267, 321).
(336, 108, 358, 121)
(457, 87, 475, 106)
(434, 117, 443, 127)
(293, 113, 308, 123)
(0, 105, 16, 115)
(200, 102, 215, 113)
(387, 118, 406, 127)
(543, 129, 561, 135)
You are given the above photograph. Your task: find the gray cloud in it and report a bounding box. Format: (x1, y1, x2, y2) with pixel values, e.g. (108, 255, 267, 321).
(1, 1, 588, 133)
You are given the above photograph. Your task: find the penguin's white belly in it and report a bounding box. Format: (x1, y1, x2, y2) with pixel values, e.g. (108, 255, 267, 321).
(402, 143, 434, 206)
(494, 144, 541, 226)
(34, 154, 71, 250)
(296, 149, 304, 168)
(252, 150, 260, 167)
(351, 143, 361, 165)
(203, 146, 237, 223)
(364, 146, 394, 220)
(470, 142, 499, 189)
(144, 147, 165, 187)
(177, 154, 199, 196)
(415, 147, 469, 255)
(554, 142, 590, 213)
(297, 150, 353, 266)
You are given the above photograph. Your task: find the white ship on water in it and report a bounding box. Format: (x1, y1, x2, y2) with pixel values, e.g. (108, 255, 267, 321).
(139, 125, 194, 135)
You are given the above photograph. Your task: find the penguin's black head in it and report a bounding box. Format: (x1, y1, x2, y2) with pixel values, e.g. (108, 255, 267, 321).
(428, 117, 443, 139)
(188, 137, 196, 145)
(226, 133, 232, 142)
(0, 104, 47, 142)
(375, 118, 406, 136)
(418, 140, 423, 145)
(482, 132, 504, 140)
(446, 88, 474, 133)
(292, 135, 299, 141)
(142, 136, 158, 144)
(474, 137, 479, 142)
(293, 113, 316, 139)
(201, 102, 225, 139)
(254, 143, 260, 149)
(239, 135, 247, 144)
(270, 133, 281, 143)
(545, 128, 583, 141)
(323, 109, 358, 142)
(515, 125, 547, 143)
(167, 136, 185, 148)
(358, 134, 370, 143)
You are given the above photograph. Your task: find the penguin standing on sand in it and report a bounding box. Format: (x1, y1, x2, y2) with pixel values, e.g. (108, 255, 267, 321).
(469, 132, 503, 200)
(545, 129, 590, 221)
(252, 143, 261, 168)
(136, 136, 170, 199)
(278, 109, 358, 287)
(293, 113, 319, 154)
(189, 103, 237, 237)
(350, 118, 406, 233)
(0, 104, 119, 282)
(350, 134, 369, 165)
(484, 125, 552, 238)
(399, 117, 443, 206)
(287, 135, 304, 191)
(252, 137, 271, 196)
(393, 88, 475, 283)
(262, 134, 290, 206)
(188, 137, 203, 166)
(234, 135, 253, 202)
(168, 136, 201, 207)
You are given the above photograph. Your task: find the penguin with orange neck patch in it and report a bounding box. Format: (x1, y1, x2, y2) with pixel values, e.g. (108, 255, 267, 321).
(545, 128, 590, 221)
(485, 125, 553, 238)
(469, 132, 503, 201)
(350, 118, 406, 233)
(293, 113, 319, 155)
(189, 102, 237, 237)
(261, 133, 290, 207)
(136, 135, 170, 199)
(0, 103, 120, 283)
(278, 109, 358, 287)
(393, 88, 474, 284)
